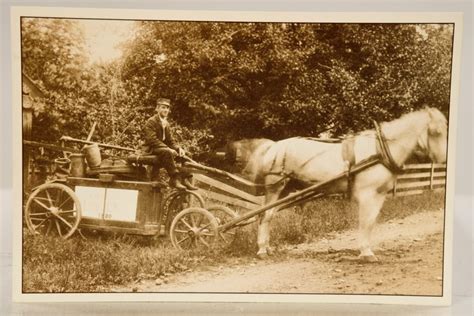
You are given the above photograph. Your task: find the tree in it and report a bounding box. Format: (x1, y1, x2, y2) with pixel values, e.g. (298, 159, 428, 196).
(120, 21, 453, 148)
(22, 18, 454, 153)
(21, 18, 143, 146)
(21, 18, 92, 141)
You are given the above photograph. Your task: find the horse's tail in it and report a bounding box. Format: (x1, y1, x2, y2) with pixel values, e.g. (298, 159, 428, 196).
(242, 139, 275, 184)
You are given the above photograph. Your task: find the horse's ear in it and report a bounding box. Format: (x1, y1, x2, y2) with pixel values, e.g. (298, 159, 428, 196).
(427, 108, 446, 136)
(428, 124, 442, 136)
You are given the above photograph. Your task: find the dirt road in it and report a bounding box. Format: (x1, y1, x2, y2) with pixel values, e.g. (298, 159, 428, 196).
(116, 208, 445, 295)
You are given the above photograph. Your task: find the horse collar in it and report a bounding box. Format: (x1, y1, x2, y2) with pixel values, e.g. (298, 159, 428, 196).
(373, 120, 405, 174)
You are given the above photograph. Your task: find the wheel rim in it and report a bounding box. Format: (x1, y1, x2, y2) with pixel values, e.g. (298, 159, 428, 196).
(207, 205, 239, 244)
(164, 191, 205, 233)
(170, 207, 218, 251)
(25, 183, 82, 239)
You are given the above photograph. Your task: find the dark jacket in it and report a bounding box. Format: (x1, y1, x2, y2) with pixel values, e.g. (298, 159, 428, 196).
(143, 115, 179, 151)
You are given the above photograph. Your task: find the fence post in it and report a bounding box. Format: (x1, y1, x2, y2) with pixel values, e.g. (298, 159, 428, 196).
(429, 163, 435, 190)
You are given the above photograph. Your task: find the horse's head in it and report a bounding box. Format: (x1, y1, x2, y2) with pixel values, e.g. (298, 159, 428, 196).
(418, 107, 448, 163)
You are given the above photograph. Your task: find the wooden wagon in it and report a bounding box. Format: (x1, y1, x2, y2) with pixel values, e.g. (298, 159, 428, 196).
(23, 137, 206, 239)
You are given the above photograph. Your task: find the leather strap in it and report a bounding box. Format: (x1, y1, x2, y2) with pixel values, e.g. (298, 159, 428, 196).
(373, 120, 404, 173)
(341, 137, 356, 198)
(341, 137, 356, 167)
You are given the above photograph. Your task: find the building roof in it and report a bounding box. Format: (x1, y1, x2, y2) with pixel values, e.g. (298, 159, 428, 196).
(22, 72, 45, 99)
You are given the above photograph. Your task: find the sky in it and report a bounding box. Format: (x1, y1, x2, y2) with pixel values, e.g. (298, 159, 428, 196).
(79, 20, 136, 63)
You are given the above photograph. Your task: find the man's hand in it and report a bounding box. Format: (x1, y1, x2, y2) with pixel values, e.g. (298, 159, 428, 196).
(177, 147, 186, 157)
(170, 149, 179, 157)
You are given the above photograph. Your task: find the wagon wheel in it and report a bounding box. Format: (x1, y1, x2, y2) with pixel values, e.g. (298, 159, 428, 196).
(25, 183, 82, 239)
(170, 207, 218, 251)
(164, 190, 205, 233)
(207, 205, 239, 245)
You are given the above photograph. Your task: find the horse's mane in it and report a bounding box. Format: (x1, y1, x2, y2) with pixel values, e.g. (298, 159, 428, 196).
(355, 107, 446, 140)
(381, 107, 446, 139)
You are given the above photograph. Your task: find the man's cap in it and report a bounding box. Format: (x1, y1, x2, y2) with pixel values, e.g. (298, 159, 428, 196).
(156, 98, 171, 107)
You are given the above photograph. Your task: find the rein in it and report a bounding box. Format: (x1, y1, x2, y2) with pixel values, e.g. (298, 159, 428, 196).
(373, 120, 405, 174)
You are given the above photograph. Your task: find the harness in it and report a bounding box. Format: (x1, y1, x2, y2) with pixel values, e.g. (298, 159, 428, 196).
(339, 121, 405, 196)
(373, 120, 405, 174)
(341, 137, 356, 197)
(265, 145, 294, 183)
(254, 144, 294, 188)
(262, 120, 406, 191)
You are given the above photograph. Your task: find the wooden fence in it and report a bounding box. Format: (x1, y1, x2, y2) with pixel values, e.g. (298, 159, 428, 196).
(392, 163, 446, 197)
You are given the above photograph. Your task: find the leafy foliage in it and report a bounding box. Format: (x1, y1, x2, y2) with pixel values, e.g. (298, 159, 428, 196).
(22, 19, 453, 153)
(22, 18, 92, 141)
(121, 22, 453, 146)
(21, 19, 143, 148)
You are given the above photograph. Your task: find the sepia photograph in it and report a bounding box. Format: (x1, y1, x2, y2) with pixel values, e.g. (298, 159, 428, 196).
(12, 8, 461, 304)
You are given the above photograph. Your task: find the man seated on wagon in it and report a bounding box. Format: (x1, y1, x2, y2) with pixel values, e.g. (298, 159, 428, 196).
(142, 98, 197, 190)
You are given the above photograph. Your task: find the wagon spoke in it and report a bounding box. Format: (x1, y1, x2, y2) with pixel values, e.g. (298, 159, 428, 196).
(174, 229, 190, 234)
(33, 197, 52, 202)
(45, 189, 53, 207)
(58, 196, 72, 210)
(198, 236, 210, 247)
(180, 218, 193, 230)
(32, 198, 51, 211)
(33, 218, 48, 229)
(58, 209, 77, 214)
(200, 232, 215, 237)
(29, 212, 50, 217)
(197, 222, 211, 232)
(176, 235, 191, 245)
(54, 214, 73, 229)
(55, 219, 63, 236)
(31, 216, 47, 221)
(196, 213, 204, 227)
(189, 213, 197, 227)
(56, 188, 63, 205)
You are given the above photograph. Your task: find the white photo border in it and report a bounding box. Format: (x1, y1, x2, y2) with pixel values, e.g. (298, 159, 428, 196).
(11, 6, 463, 305)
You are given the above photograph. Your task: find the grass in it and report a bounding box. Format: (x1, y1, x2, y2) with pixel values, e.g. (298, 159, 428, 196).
(22, 190, 445, 292)
(22, 232, 222, 292)
(270, 190, 445, 245)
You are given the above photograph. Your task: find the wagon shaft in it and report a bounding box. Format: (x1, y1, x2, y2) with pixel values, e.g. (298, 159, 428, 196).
(219, 154, 381, 232)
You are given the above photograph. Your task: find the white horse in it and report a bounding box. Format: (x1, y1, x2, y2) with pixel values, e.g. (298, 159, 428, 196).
(245, 107, 448, 261)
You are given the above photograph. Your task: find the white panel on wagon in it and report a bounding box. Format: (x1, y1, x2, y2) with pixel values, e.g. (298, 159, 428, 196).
(75, 186, 138, 221)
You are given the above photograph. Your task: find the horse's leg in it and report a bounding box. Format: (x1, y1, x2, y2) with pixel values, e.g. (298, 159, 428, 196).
(256, 205, 276, 259)
(355, 190, 386, 262)
(256, 179, 285, 259)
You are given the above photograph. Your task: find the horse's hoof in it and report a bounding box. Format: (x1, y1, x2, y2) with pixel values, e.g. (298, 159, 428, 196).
(266, 248, 274, 256)
(358, 255, 379, 263)
(257, 253, 269, 260)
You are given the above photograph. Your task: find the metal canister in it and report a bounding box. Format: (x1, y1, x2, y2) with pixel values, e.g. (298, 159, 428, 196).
(70, 153, 86, 177)
(83, 143, 102, 168)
